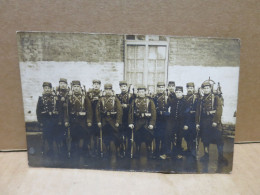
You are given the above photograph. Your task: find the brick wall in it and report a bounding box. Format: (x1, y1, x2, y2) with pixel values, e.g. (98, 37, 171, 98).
(17, 32, 124, 62)
(168, 37, 240, 67)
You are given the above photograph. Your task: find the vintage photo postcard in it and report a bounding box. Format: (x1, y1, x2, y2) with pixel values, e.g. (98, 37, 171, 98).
(17, 32, 240, 173)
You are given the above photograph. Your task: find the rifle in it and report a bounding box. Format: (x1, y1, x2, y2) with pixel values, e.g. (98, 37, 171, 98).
(195, 97, 202, 155)
(100, 125, 103, 158)
(66, 98, 72, 158)
(40, 123, 45, 156)
(217, 82, 224, 106)
(99, 100, 103, 158)
(195, 127, 200, 154)
(130, 87, 135, 159)
(83, 85, 87, 96)
(66, 124, 72, 158)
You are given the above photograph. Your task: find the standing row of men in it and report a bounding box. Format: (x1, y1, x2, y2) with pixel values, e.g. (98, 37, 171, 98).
(36, 78, 227, 163)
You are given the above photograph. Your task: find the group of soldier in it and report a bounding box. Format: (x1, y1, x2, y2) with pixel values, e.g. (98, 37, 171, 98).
(36, 78, 227, 164)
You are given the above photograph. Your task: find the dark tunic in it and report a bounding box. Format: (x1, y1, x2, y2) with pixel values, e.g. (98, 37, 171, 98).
(68, 93, 93, 141)
(128, 96, 156, 145)
(116, 92, 134, 137)
(196, 93, 223, 145)
(153, 92, 170, 153)
(87, 89, 102, 125)
(183, 93, 198, 146)
(36, 93, 58, 141)
(55, 88, 69, 143)
(165, 96, 187, 154)
(96, 95, 123, 146)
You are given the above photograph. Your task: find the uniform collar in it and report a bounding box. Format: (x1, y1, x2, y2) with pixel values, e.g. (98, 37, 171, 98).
(74, 92, 81, 96)
(43, 92, 52, 96)
(176, 96, 183, 100)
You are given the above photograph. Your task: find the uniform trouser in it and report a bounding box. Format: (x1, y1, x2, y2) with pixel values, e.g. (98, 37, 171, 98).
(164, 119, 183, 155)
(54, 124, 67, 150)
(102, 117, 121, 148)
(42, 119, 57, 152)
(70, 118, 90, 152)
(119, 123, 131, 152)
(183, 121, 197, 153)
(89, 123, 99, 153)
(200, 115, 224, 155)
(121, 110, 130, 138)
(134, 118, 154, 148)
(155, 115, 167, 155)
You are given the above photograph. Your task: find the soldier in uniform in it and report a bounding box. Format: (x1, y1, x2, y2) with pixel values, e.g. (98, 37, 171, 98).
(167, 81, 176, 100)
(36, 82, 59, 156)
(55, 78, 70, 154)
(86, 79, 102, 156)
(153, 82, 170, 158)
(67, 80, 93, 156)
(96, 83, 123, 157)
(116, 81, 134, 157)
(183, 82, 198, 158)
(161, 86, 187, 160)
(128, 85, 156, 158)
(196, 81, 227, 163)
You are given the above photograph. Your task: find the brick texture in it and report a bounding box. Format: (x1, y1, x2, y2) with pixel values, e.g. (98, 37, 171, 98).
(17, 32, 124, 62)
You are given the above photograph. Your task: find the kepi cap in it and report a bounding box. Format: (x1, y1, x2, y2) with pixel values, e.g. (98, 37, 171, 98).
(59, 78, 67, 84)
(92, 79, 101, 84)
(168, 81, 175, 86)
(186, 82, 195, 88)
(201, 81, 211, 88)
(119, 80, 128, 86)
(175, 86, 183, 92)
(104, 83, 113, 89)
(157, 82, 165, 87)
(72, 80, 81, 86)
(137, 85, 147, 90)
(42, 82, 52, 88)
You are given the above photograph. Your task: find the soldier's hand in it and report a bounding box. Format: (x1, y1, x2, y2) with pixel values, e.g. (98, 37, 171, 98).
(196, 124, 200, 131)
(65, 122, 69, 127)
(148, 125, 153, 130)
(40, 123, 43, 127)
(87, 123, 92, 127)
(183, 125, 188, 130)
(212, 122, 217, 127)
(58, 122, 62, 126)
(129, 124, 134, 129)
(98, 122, 102, 128)
(115, 123, 119, 127)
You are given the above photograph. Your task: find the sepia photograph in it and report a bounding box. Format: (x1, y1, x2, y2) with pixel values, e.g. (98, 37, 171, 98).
(17, 32, 240, 173)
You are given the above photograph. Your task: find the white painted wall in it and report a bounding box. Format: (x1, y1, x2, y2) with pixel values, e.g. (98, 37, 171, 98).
(168, 65, 239, 124)
(20, 61, 124, 122)
(20, 62, 239, 124)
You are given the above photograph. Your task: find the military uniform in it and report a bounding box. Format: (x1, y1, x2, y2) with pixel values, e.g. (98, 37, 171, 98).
(36, 82, 58, 155)
(153, 82, 170, 157)
(168, 81, 177, 101)
(164, 86, 187, 158)
(196, 81, 224, 161)
(67, 80, 93, 154)
(116, 81, 134, 156)
(86, 80, 102, 156)
(55, 78, 70, 153)
(128, 85, 156, 157)
(96, 84, 123, 154)
(183, 82, 198, 157)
